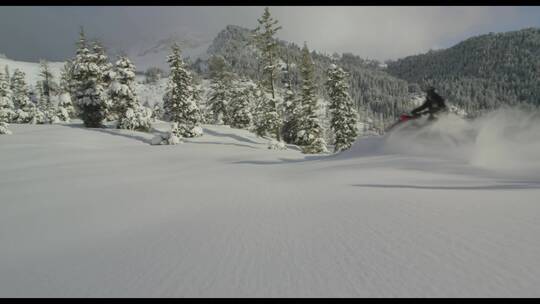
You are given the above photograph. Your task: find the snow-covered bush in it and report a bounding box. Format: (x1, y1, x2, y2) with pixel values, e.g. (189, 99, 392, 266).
(118, 106, 153, 132)
(0, 121, 11, 135)
(151, 123, 184, 145)
(301, 137, 328, 154)
(268, 139, 287, 150)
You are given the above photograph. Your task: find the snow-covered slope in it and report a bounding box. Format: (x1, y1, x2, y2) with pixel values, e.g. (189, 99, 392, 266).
(0, 56, 64, 86)
(1, 113, 539, 297)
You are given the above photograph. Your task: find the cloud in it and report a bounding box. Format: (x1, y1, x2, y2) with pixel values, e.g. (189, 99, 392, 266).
(268, 6, 523, 60)
(0, 6, 536, 62)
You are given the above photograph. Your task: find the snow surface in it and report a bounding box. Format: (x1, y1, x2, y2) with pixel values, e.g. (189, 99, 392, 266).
(1, 110, 540, 297)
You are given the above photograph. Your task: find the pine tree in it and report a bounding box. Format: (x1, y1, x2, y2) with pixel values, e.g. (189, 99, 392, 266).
(151, 103, 163, 121)
(4, 65, 11, 86)
(207, 55, 234, 124)
(163, 43, 203, 138)
(72, 28, 109, 128)
(37, 61, 60, 123)
(281, 56, 301, 144)
(111, 56, 152, 132)
(62, 59, 80, 116)
(227, 79, 253, 129)
(252, 7, 283, 141)
(297, 44, 327, 154)
(326, 64, 358, 152)
(0, 69, 15, 124)
(191, 80, 204, 123)
(10, 69, 37, 123)
(0, 69, 13, 134)
(39, 60, 54, 103)
(144, 67, 163, 85)
(56, 62, 76, 121)
(92, 41, 115, 121)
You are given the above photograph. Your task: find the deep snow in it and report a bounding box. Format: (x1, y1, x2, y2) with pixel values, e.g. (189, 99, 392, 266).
(1, 114, 540, 297)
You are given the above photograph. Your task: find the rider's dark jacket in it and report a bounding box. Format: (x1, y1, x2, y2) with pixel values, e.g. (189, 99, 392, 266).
(411, 91, 447, 117)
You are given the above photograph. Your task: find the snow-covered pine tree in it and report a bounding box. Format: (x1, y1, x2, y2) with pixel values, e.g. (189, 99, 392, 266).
(56, 62, 76, 121)
(151, 103, 163, 121)
(207, 55, 234, 124)
(4, 65, 11, 86)
(191, 80, 204, 122)
(10, 69, 36, 123)
(227, 79, 253, 129)
(326, 64, 358, 152)
(38, 61, 61, 123)
(0, 69, 14, 134)
(0, 69, 15, 124)
(297, 44, 327, 154)
(252, 82, 282, 139)
(144, 67, 163, 85)
(252, 7, 283, 142)
(72, 28, 109, 128)
(38, 60, 57, 105)
(281, 56, 301, 144)
(92, 41, 115, 122)
(111, 56, 152, 132)
(63, 59, 80, 117)
(162, 43, 203, 138)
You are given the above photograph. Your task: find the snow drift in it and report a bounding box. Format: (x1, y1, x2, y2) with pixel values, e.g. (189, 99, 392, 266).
(346, 107, 540, 176)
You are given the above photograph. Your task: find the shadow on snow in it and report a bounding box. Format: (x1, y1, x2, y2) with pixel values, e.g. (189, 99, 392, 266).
(353, 182, 540, 191)
(63, 123, 153, 145)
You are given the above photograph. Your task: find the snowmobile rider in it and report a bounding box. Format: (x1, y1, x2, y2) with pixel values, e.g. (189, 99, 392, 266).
(411, 86, 448, 121)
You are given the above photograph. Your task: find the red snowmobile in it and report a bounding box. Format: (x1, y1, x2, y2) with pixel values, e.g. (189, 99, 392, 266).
(385, 113, 423, 133)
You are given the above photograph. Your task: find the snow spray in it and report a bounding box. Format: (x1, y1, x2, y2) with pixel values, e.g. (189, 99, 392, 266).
(382, 106, 540, 175)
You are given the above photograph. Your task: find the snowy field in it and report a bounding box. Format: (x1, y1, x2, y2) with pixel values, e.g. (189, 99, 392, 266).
(1, 113, 540, 297)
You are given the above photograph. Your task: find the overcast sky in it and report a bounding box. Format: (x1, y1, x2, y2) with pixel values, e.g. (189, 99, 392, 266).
(1, 6, 540, 63)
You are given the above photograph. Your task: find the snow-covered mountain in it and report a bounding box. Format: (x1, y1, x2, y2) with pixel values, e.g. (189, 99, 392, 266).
(125, 32, 212, 72)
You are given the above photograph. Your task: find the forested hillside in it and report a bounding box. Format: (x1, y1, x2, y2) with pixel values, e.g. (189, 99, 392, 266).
(386, 28, 540, 115)
(194, 25, 416, 125)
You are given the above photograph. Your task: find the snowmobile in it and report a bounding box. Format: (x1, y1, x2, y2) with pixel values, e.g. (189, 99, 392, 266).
(384, 110, 467, 148)
(385, 112, 424, 133)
